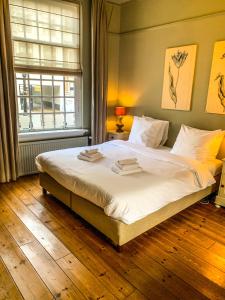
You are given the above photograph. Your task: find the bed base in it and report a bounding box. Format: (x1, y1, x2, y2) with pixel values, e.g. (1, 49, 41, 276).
(40, 172, 219, 248)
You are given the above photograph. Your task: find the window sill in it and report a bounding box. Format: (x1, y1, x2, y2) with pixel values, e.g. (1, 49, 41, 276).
(18, 129, 89, 143)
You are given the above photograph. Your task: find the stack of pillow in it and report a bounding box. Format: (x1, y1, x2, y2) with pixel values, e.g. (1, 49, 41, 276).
(170, 124, 224, 162)
(128, 116, 169, 148)
(112, 158, 142, 175)
(128, 116, 224, 164)
(78, 149, 103, 162)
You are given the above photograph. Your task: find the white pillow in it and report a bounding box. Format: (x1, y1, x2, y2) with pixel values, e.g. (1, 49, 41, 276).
(128, 116, 167, 148)
(143, 116, 169, 145)
(171, 124, 224, 161)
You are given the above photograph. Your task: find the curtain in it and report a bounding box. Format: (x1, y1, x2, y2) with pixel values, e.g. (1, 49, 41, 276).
(91, 0, 108, 144)
(0, 0, 18, 183)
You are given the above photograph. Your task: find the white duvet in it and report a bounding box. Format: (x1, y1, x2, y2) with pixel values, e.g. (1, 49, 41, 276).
(36, 140, 215, 224)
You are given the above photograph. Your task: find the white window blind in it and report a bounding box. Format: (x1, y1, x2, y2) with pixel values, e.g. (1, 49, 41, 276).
(9, 0, 80, 71)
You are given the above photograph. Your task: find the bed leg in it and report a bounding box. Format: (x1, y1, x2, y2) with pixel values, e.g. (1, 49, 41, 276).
(42, 188, 47, 195)
(114, 245, 123, 253)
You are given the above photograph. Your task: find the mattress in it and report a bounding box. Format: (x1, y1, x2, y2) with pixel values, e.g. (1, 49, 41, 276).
(36, 140, 216, 224)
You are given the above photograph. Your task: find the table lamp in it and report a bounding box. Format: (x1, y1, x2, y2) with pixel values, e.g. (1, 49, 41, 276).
(115, 106, 126, 132)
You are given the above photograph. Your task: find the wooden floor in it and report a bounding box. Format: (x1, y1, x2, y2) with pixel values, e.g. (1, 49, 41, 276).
(0, 177, 225, 300)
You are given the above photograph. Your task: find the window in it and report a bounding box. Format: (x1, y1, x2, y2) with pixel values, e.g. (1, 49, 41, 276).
(9, 0, 82, 132)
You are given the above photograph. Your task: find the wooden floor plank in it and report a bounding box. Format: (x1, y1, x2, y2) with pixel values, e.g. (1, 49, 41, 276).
(132, 234, 225, 300)
(20, 241, 86, 300)
(57, 253, 116, 299)
(54, 227, 134, 299)
(125, 290, 147, 300)
(209, 242, 225, 259)
(0, 201, 34, 246)
(36, 195, 176, 299)
(55, 222, 178, 299)
(1, 176, 225, 300)
(0, 257, 23, 300)
(11, 181, 135, 299)
(0, 187, 69, 260)
(10, 182, 62, 231)
(149, 229, 225, 289)
(156, 222, 225, 273)
(0, 226, 53, 300)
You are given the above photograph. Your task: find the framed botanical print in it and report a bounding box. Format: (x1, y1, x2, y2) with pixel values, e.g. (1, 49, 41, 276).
(206, 41, 225, 114)
(161, 44, 197, 111)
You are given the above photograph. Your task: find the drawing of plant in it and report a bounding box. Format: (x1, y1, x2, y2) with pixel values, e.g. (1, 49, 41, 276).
(168, 50, 188, 107)
(215, 73, 225, 111)
(168, 64, 177, 107)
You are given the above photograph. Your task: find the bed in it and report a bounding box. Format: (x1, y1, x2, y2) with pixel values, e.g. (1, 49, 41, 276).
(36, 139, 225, 249)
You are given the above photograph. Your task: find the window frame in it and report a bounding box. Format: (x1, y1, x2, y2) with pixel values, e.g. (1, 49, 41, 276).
(9, 0, 83, 133)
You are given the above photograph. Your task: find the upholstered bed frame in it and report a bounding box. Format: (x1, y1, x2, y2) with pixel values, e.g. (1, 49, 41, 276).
(40, 172, 220, 250)
(39, 136, 225, 250)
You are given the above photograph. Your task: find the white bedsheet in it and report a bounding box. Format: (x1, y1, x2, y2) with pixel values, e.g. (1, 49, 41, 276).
(36, 140, 215, 224)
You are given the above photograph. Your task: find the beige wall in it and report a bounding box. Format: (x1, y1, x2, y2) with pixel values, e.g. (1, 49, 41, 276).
(116, 0, 225, 145)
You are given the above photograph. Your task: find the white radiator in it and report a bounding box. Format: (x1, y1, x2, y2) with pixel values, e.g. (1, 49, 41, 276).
(18, 136, 88, 176)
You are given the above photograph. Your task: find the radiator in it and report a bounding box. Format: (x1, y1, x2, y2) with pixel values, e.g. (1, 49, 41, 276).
(18, 136, 88, 176)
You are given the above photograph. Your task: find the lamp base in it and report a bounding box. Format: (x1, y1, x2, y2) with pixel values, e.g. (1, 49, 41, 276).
(116, 123, 124, 133)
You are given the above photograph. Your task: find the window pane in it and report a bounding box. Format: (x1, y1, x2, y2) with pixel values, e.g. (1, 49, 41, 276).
(53, 81, 64, 97)
(31, 114, 42, 130)
(43, 98, 53, 112)
(15, 72, 80, 132)
(51, 30, 62, 44)
(50, 14, 61, 30)
(38, 11, 49, 28)
(24, 8, 37, 26)
(10, 0, 81, 70)
(30, 74, 40, 79)
(31, 97, 42, 112)
(55, 114, 64, 128)
(18, 97, 30, 113)
(65, 98, 74, 112)
(30, 80, 41, 96)
(42, 74, 52, 80)
(54, 98, 64, 112)
(19, 114, 30, 130)
(17, 79, 29, 96)
(65, 82, 74, 97)
(53, 75, 63, 80)
(43, 114, 54, 129)
(42, 81, 53, 96)
(66, 113, 75, 127)
(26, 26, 38, 40)
(39, 28, 50, 42)
(12, 24, 25, 39)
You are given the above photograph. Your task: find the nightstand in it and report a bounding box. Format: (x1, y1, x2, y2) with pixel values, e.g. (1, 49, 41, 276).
(215, 159, 225, 208)
(107, 131, 129, 141)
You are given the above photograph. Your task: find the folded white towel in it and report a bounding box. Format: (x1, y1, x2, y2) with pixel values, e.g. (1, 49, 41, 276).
(112, 165, 142, 176)
(78, 152, 103, 162)
(80, 151, 99, 158)
(85, 149, 98, 155)
(117, 158, 138, 165)
(115, 161, 140, 171)
(80, 148, 100, 158)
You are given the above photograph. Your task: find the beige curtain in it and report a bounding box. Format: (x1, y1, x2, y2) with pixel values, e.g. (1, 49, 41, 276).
(0, 0, 18, 183)
(91, 0, 108, 144)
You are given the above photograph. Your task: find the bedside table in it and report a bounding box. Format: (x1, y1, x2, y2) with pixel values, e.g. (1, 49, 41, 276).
(107, 131, 129, 141)
(215, 159, 225, 208)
